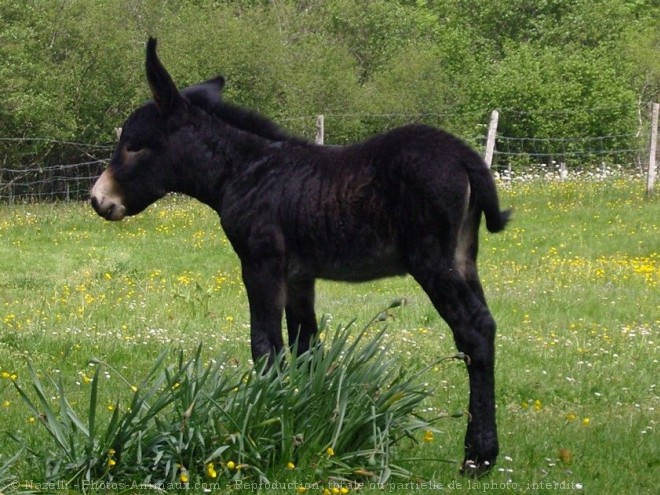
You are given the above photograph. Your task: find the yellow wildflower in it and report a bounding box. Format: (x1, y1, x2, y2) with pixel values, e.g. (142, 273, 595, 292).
(326, 447, 335, 457)
(226, 460, 236, 470)
(107, 458, 116, 468)
(287, 461, 296, 470)
(566, 412, 577, 421)
(422, 430, 434, 443)
(534, 399, 542, 412)
(206, 462, 217, 479)
(296, 487, 307, 494)
(179, 467, 189, 483)
(582, 417, 591, 426)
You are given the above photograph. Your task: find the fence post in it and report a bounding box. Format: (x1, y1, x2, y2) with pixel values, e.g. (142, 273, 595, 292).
(647, 102, 659, 197)
(315, 115, 324, 145)
(484, 110, 499, 169)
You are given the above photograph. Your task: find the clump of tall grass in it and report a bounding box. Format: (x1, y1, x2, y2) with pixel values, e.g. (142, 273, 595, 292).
(9, 304, 460, 491)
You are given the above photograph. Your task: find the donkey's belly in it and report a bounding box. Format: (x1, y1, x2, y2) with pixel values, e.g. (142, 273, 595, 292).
(318, 260, 407, 282)
(288, 242, 407, 282)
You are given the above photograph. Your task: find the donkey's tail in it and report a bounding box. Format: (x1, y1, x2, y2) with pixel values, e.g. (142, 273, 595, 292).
(463, 151, 511, 233)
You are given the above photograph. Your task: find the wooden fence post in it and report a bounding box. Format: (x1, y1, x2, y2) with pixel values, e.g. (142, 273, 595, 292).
(315, 115, 324, 145)
(647, 102, 659, 196)
(484, 110, 499, 169)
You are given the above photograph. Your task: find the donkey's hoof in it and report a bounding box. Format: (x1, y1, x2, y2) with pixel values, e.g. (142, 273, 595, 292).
(460, 458, 495, 478)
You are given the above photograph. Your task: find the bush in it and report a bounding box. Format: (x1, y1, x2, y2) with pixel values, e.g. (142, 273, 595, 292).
(1, 0, 657, 166)
(9, 307, 459, 491)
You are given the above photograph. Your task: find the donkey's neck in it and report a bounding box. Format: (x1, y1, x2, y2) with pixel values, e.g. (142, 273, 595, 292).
(173, 120, 273, 213)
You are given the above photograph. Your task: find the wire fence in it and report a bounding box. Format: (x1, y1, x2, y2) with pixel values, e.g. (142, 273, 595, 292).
(0, 138, 111, 203)
(0, 111, 655, 203)
(491, 133, 647, 183)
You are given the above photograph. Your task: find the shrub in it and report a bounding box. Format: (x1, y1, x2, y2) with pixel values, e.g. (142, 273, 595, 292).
(10, 306, 456, 490)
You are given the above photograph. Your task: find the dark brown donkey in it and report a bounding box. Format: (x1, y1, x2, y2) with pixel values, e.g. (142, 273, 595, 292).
(91, 38, 510, 475)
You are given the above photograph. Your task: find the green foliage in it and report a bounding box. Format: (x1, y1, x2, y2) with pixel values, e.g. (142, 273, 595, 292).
(9, 309, 442, 490)
(478, 44, 637, 140)
(624, 23, 660, 103)
(0, 449, 21, 493)
(0, 0, 658, 163)
(309, 0, 437, 81)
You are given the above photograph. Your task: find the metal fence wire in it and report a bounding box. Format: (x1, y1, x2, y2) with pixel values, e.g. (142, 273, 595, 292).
(0, 111, 654, 202)
(0, 138, 111, 203)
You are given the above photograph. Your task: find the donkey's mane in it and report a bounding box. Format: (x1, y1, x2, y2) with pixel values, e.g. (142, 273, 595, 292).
(187, 92, 308, 145)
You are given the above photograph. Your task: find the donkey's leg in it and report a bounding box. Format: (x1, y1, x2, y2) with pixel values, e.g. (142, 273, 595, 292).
(285, 278, 318, 355)
(409, 245, 498, 475)
(241, 259, 286, 367)
(457, 208, 489, 308)
(462, 261, 488, 307)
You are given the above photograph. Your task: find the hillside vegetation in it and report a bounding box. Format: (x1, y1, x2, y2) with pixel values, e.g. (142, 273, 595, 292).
(1, 0, 659, 163)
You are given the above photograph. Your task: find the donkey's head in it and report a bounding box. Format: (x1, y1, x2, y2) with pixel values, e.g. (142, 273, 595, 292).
(91, 38, 224, 220)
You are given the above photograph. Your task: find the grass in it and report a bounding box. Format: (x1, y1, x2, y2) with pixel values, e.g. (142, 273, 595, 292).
(0, 177, 658, 493)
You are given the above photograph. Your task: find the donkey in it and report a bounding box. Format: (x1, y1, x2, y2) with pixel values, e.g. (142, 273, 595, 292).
(91, 38, 510, 475)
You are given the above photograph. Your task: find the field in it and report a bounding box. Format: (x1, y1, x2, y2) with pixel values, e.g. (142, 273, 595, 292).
(0, 177, 658, 494)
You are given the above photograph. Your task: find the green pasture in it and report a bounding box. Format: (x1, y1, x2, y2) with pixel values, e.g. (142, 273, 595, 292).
(0, 177, 658, 494)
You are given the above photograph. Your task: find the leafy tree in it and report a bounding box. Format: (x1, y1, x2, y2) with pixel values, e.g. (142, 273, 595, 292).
(1, 0, 658, 166)
(624, 24, 660, 104)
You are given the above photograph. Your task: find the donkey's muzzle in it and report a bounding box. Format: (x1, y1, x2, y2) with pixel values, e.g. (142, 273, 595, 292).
(90, 169, 128, 221)
(90, 195, 126, 221)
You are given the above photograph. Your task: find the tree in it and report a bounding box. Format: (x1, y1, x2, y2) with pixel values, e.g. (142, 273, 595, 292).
(1, 0, 658, 165)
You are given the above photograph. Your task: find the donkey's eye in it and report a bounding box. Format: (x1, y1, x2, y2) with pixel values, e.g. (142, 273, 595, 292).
(126, 143, 145, 153)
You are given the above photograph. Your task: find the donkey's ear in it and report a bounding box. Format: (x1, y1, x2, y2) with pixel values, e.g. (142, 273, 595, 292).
(181, 76, 225, 108)
(145, 38, 183, 115)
